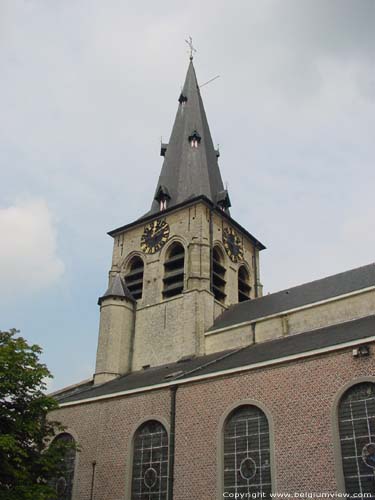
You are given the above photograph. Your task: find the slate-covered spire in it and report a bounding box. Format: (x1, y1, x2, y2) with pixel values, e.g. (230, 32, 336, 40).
(151, 60, 230, 214)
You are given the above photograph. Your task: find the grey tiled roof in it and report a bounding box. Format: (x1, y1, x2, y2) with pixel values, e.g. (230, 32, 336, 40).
(209, 263, 375, 332)
(150, 61, 228, 215)
(56, 315, 375, 405)
(98, 273, 134, 305)
(56, 350, 233, 404)
(198, 315, 375, 377)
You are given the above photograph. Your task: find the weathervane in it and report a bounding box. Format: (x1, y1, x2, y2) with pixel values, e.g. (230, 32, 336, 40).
(185, 36, 197, 60)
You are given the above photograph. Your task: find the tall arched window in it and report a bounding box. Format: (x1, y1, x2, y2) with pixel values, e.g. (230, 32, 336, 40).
(131, 420, 169, 499)
(50, 433, 76, 500)
(125, 256, 144, 300)
(238, 265, 251, 302)
(223, 405, 271, 496)
(212, 246, 226, 303)
(338, 382, 375, 494)
(163, 242, 185, 298)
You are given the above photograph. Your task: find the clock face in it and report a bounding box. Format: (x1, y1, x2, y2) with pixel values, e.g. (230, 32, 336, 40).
(141, 219, 170, 254)
(223, 227, 244, 262)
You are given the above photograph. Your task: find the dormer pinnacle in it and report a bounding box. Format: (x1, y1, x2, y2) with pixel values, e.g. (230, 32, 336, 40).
(188, 130, 201, 147)
(154, 185, 171, 211)
(151, 60, 229, 215)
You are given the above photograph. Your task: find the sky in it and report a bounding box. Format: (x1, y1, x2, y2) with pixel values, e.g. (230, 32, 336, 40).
(1, 0, 374, 391)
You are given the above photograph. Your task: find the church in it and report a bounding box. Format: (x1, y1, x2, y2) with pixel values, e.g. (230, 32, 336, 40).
(51, 55, 375, 499)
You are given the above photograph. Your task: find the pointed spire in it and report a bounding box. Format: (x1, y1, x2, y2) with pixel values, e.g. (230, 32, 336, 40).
(151, 60, 230, 214)
(98, 274, 135, 305)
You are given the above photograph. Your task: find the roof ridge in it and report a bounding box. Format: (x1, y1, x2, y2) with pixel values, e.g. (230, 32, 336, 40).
(262, 261, 375, 297)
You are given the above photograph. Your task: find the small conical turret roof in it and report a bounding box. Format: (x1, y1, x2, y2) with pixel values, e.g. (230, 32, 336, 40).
(98, 274, 135, 305)
(150, 60, 229, 214)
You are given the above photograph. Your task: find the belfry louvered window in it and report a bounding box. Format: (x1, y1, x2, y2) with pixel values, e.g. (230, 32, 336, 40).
(223, 405, 272, 496)
(238, 265, 251, 302)
(131, 420, 169, 500)
(163, 242, 184, 298)
(49, 433, 76, 500)
(339, 382, 375, 495)
(212, 246, 226, 303)
(125, 257, 144, 300)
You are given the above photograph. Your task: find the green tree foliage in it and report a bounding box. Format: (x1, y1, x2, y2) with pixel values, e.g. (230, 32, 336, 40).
(0, 329, 76, 500)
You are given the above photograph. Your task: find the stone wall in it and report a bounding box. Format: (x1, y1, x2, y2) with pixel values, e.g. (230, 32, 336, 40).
(97, 200, 259, 371)
(205, 289, 375, 354)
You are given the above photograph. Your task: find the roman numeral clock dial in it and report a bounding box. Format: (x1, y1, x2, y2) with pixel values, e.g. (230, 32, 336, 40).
(141, 219, 170, 254)
(223, 227, 244, 263)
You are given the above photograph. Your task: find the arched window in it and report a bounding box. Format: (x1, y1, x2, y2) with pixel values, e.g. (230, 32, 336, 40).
(131, 420, 169, 499)
(338, 382, 375, 494)
(238, 265, 251, 302)
(125, 256, 144, 300)
(212, 246, 226, 303)
(163, 242, 184, 298)
(50, 433, 76, 500)
(223, 405, 271, 496)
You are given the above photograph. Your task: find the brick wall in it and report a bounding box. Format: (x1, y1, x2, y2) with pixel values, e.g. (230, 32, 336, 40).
(52, 390, 171, 500)
(174, 346, 375, 498)
(51, 345, 375, 499)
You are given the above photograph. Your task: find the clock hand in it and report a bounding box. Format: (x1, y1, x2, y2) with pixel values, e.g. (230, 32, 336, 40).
(152, 226, 167, 237)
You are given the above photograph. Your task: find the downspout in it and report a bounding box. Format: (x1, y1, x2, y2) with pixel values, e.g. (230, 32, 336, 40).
(168, 385, 178, 500)
(253, 247, 259, 298)
(251, 322, 256, 345)
(127, 300, 137, 372)
(209, 208, 213, 293)
(90, 460, 96, 500)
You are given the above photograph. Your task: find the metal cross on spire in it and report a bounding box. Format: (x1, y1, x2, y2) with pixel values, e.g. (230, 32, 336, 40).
(185, 36, 197, 60)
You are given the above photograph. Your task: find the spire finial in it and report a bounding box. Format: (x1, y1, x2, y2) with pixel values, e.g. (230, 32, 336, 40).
(185, 36, 197, 61)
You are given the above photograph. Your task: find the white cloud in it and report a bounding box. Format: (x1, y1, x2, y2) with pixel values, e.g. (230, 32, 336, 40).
(0, 199, 64, 297)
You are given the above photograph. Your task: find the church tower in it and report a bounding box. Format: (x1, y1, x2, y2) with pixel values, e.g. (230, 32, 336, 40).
(94, 57, 265, 384)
